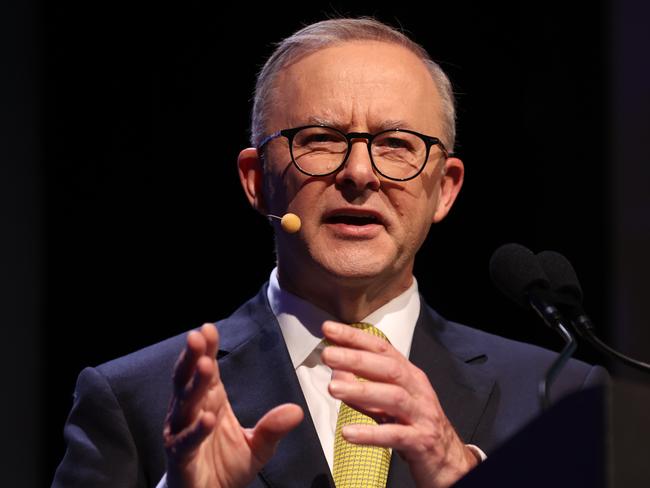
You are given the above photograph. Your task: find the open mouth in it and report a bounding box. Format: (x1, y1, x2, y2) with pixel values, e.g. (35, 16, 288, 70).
(325, 214, 380, 226)
(325, 211, 382, 227)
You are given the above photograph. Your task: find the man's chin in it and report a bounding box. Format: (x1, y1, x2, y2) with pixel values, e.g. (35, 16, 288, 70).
(278, 239, 404, 287)
(317, 254, 397, 284)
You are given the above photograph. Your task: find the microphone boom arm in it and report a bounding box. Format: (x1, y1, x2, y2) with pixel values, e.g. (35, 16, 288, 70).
(572, 316, 650, 373)
(528, 293, 578, 409)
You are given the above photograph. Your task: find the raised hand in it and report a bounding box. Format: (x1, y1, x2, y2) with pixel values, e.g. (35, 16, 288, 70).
(163, 323, 304, 488)
(321, 321, 478, 488)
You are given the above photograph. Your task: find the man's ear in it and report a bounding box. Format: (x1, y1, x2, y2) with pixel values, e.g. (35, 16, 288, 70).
(237, 147, 267, 215)
(432, 156, 464, 223)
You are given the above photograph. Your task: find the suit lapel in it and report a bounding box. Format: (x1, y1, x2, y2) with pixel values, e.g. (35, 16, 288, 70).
(217, 287, 333, 488)
(386, 302, 495, 487)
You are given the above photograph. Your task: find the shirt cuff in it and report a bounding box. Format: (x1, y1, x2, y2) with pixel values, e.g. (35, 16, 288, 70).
(466, 443, 488, 463)
(155, 473, 167, 488)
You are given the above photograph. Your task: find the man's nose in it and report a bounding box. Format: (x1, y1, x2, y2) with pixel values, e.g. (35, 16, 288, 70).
(334, 139, 381, 191)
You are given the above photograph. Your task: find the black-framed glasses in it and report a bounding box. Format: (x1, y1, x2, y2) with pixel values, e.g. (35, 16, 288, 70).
(257, 125, 450, 182)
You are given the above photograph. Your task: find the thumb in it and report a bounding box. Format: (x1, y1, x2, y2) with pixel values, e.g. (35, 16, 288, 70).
(248, 403, 303, 464)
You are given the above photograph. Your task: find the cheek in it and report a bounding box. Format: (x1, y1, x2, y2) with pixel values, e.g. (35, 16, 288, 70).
(384, 186, 408, 217)
(269, 181, 328, 227)
(385, 189, 439, 246)
(385, 184, 436, 220)
(265, 170, 300, 212)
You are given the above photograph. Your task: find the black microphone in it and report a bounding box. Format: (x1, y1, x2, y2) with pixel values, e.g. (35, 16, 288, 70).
(490, 243, 578, 409)
(537, 250, 650, 373)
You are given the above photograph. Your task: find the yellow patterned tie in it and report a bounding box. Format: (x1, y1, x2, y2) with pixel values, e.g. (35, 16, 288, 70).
(331, 322, 391, 488)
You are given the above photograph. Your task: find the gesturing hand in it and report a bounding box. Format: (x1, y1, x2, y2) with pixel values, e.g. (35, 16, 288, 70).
(321, 321, 478, 488)
(163, 323, 304, 488)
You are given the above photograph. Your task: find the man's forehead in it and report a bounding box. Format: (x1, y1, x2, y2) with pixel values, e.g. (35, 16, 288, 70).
(277, 40, 431, 83)
(270, 41, 442, 132)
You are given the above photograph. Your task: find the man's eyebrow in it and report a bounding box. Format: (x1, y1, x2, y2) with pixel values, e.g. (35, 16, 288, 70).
(303, 115, 336, 126)
(377, 119, 414, 131)
(302, 116, 415, 131)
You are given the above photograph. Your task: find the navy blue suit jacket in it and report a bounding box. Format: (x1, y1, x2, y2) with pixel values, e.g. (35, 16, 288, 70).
(52, 285, 607, 487)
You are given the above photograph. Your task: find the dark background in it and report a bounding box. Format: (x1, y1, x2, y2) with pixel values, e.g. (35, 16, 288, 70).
(2, 1, 649, 486)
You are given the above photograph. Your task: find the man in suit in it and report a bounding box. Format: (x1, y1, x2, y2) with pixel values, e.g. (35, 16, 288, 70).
(53, 18, 607, 488)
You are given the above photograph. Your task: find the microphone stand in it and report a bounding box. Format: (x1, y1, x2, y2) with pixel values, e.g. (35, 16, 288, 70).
(527, 292, 578, 410)
(571, 315, 650, 373)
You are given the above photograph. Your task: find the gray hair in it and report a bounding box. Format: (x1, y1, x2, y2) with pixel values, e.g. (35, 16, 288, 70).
(250, 18, 456, 151)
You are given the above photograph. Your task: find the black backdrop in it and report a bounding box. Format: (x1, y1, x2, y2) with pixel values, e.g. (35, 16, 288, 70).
(7, 0, 626, 484)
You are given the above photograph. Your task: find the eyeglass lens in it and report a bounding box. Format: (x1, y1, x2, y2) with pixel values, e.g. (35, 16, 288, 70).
(291, 126, 427, 180)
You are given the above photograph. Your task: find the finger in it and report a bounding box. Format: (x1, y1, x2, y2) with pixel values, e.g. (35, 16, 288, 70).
(322, 321, 396, 356)
(337, 401, 393, 424)
(341, 422, 473, 477)
(341, 420, 464, 452)
(331, 369, 356, 382)
(322, 345, 409, 387)
(172, 329, 208, 394)
(342, 422, 475, 487)
(339, 423, 418, 451)
(248, 404, 304, 465)
(329, 379, 414, 422)
(165, 410, 217, 465)
(169, 355, 219, 432)
(200, 322, 219, 360)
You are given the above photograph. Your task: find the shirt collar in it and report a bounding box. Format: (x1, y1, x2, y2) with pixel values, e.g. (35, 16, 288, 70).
(267, 267, 420, 369)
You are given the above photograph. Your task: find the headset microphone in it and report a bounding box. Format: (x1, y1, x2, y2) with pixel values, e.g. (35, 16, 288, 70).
(268, 213, 302, 234)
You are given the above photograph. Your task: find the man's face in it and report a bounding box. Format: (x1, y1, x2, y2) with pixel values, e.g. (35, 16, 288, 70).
(249, 40, 463, 293)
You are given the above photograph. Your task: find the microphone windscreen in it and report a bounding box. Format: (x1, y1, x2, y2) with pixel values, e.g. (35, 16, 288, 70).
(536, 250, 583, 307)
(489, 243, 550, 308)
(280, 213, 301, 234)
